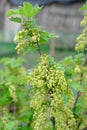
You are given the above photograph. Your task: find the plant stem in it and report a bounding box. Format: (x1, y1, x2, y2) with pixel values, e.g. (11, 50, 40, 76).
(77, 119, 82, 129)
(72, 55, 87, 129)
(82, 127, 87, 130)
(84, 55, 87, 66)
(36, 42, 42, 55)
(73, 55, 87, 110)
(73, 91, 81, 111)
(47, 80, 56, 129)
(52, 117, 56, 130)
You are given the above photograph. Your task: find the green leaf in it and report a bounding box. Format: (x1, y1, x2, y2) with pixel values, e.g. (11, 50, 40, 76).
(60, 56, 73, 65)
(74, 53, 85, 64)
(7, 2, 42, 19)
(9, 17, 22, 23)
(70, 81, 84, 92)
(6, 9, 19, 16)
(32, 4, 42, 16)
(73, 96, 87, 115)
(18, 5, 30, 18)
(16, 90, 26, 99)
(74, 104, 84, 115)
(43, 31, 58, 39)
(39, 37, 48, 44)
(39, 31, 58, 44)
(65, 67, 75, 76)
(23, 2, 35, 17)
(80, 3, 87, 10)
(24, 2, 42, 17)
(49, 33, 58, 38)
(20, 110, 33, 123)
(0, 121, 4, 129)
(6, 121, 18, 130)
(22, 2, 42, 17)
(18, 124, 32, 130)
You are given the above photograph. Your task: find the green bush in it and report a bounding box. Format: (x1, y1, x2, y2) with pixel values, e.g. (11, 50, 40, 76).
(0, 2, 87, 130)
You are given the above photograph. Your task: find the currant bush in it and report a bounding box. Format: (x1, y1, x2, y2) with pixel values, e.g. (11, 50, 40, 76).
(1, 1, 87, 130)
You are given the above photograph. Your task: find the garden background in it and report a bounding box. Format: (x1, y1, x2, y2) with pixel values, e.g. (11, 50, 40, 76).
(0, 0, 86, 68)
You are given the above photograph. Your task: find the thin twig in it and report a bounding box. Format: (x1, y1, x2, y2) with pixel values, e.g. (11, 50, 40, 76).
(73, 55, 87, 110)
(52, 117, 56, 130)
(72, 54, 87, 129)
(36, 42, 42, 55)
(77, 119, 82, 129)
(84, 55, 87, 66)
(73, 91, 81, 111)
(82, 127, 87, 130)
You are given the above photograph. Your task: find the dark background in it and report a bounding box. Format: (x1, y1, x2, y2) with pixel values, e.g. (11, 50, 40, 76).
(9, 0, 86, 6)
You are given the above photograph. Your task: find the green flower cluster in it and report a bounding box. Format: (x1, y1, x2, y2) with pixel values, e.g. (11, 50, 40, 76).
(75, 14, 87, 52)
(27, 54, 76, 130)
(14, 25, 41, 54)
(6, 2, 87, 130)
(9, 84, 17, 103)
(0, 58, 33, 130)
